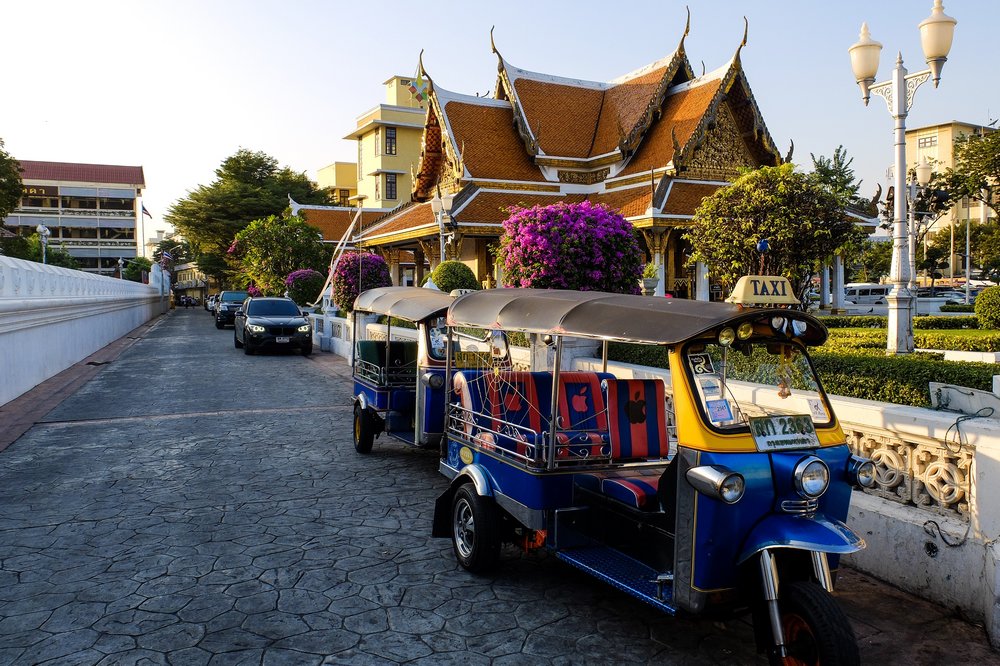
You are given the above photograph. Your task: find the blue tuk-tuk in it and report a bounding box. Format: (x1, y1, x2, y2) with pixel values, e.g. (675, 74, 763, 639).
(431, 279, 875, 664)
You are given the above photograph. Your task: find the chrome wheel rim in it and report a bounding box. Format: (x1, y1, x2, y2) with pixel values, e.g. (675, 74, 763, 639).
(453, 498, 475, 559)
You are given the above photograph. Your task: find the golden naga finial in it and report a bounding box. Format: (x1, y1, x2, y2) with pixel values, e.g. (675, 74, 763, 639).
(783, 139, 794, 164)
(735, 16, 749, 59)
(490, 25, 499, 55)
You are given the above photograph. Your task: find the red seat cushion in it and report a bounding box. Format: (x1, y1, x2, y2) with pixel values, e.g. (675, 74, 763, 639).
(574, 468, 663, 510)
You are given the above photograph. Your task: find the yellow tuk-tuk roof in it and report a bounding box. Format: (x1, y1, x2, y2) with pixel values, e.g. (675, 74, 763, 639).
(448, 289, 826, 345)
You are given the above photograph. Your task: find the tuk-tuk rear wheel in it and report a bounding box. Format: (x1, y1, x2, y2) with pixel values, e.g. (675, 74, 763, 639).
(451, 484, 500, 573)
(772, 581, 859, 666)
(353, 404, 374, 454)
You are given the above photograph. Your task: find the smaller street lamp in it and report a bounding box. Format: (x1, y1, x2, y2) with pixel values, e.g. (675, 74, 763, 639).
(117, 257, 125, 279)
(429, 191, 455, 264)
(907, 156, 933, 294)
(35, 224, 51, 264)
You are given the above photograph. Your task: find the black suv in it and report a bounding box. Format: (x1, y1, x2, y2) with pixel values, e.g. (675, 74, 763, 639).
(234, 296, 312, 356)
(214, 291, 250, 329)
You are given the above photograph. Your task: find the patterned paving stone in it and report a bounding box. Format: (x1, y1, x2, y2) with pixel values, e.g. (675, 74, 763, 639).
(0, 309, 995, 665)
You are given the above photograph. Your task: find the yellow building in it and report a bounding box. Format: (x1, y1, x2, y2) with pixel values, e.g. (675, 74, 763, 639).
(315, 162, 358, 206)
(907, 120, 996, 280)
(343, 76, 428, 209)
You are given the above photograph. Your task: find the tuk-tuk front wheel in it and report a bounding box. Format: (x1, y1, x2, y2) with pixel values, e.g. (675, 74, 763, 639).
(451, 484, 500, 573)
(772, 581, 859, 666)
(353, 404, 374, 454)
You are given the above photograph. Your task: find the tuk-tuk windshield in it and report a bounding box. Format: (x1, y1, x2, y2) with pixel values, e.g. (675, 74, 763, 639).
(686, 341, 832, 431)
(429, 319, 509, 367)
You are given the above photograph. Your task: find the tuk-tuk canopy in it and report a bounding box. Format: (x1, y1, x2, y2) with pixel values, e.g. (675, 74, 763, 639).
(354, 287, 454, 322)
(448, 289, 827, 345)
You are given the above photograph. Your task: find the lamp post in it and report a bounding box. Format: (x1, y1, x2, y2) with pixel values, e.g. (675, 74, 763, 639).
(429, 191, 455, 265)
(849, 0, 957, 354)
(117, 257, 125, 279)
(35, 224, 51, 264)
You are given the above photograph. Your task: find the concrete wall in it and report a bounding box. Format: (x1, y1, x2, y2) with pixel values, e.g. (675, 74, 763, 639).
(0, 255, 164, 408)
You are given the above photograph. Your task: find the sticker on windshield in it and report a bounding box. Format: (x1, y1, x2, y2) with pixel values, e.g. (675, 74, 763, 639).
(706, 399, 733, 422)
(699, 376, 722, 397)
(689, 353, 715, 375)
(808, 399, 828, 421)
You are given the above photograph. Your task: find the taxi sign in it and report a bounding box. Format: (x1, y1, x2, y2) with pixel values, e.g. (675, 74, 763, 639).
(725, 276, 799, 305)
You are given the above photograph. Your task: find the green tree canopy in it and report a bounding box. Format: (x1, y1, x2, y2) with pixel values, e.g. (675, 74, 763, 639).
(123, 256, 153, 282)
(942, 128, 1000, 216)
(228, 214, 331, 295)
(684, 164, 865, 300)
(3, 232, 78, 268)
(164, 149, 331, 281)
(0, 138, 22, 222)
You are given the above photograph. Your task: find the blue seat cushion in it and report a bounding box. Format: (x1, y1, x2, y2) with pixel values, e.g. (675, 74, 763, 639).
(574, 468, 665, 510)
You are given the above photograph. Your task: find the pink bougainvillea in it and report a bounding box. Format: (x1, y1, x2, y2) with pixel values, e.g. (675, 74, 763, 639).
(496, 200, 643, 294)
(332, 252, 392, 312)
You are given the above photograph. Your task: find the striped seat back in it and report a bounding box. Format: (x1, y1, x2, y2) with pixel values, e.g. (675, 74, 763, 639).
(605, 378, 669, 460)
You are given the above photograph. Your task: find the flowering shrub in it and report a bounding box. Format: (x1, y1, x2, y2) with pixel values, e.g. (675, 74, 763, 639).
(247, 284, 262, 297)
(332, 252, 392, 313)
(496, 200, 643, 293)
(284, 268, 325, 306)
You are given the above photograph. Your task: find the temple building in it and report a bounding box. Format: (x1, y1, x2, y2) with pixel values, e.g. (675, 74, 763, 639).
(355, 20, 791, 297)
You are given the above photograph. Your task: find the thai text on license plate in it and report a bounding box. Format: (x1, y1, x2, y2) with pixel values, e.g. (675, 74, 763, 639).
(749, 415, 820, 451)
(276, 336, 290, 344)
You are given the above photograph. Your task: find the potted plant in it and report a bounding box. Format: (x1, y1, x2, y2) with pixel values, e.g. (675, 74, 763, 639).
(641, 262, 659, 295)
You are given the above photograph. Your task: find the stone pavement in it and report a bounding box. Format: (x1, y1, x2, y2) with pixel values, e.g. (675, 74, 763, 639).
(0, 308, 995, 665)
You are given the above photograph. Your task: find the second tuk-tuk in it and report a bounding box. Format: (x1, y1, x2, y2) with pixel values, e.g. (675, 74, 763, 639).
(430, 277, 875, 664)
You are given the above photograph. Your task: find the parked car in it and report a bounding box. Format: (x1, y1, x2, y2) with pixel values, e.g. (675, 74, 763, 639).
(205, 294, 217, 313)
(215, 291, 250, 329)
(934, 290, 974, 305)
(234, 296, 312, 356)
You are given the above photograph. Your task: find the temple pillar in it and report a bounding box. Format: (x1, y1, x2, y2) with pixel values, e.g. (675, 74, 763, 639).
(419, 240, 441, 271)
(665, 233, 677, 294)
(386, 249, 402, 286)
(642, 229, 668, 297)
(444, 233, 464, 262)
(414, 247, 425, 286)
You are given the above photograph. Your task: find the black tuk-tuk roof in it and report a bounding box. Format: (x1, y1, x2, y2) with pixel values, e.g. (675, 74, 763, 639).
(447, 289, 827, 345)
(353, 287, 454, 322)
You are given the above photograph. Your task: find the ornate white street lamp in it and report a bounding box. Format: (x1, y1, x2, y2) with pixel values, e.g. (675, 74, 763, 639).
(35, 224, 51, 264)
(908, 156, 933, 294)
(849, 0, 957, 354)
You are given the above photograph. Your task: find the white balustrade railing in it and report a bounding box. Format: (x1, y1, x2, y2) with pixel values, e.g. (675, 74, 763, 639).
(0, 255, 165, 407)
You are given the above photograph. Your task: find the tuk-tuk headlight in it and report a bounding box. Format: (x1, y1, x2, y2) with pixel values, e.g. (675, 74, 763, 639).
(847, 455, 877, 488)
(421, 372, 444, 389)
(686, 465, 745, 505)
(718, 328, 736, 347)
(794, 456, 830, 499)
(737, 322, 754, 340)
(791, 320, 808, 337)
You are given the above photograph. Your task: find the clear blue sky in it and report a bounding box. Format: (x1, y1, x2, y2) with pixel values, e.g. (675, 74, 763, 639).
(3, 1, 996, 238)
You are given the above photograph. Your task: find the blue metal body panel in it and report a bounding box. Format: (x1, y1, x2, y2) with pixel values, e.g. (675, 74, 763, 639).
(422, 370, 446, 435)
(687, 445, 859, 593)
(736, 514, 864, 563)
(354, 379, 390, 411)
(445, 439, 576, 511)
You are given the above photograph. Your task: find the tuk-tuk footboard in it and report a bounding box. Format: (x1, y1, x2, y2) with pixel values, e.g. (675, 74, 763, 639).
(555, 546, 676, 615)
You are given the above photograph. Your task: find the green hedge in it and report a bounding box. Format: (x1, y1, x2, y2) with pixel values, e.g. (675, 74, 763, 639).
(940, 304, 975, 313)
(976, 286, 1000, 329)
(825, 328, 1000, 352)
(606, 342, 995, 408)
(821, 315, 980, 330)
(811, 351, 996, 407)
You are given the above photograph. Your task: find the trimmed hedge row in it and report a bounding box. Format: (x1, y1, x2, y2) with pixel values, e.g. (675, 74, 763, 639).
(824, 329, 1000, 352)
(821, 315, 980, 329)
(605, 342, 996, 407)
(941, 304, 975, 313)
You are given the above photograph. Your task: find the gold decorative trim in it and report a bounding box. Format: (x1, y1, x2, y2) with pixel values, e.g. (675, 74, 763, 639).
(558, 168, 610, 185)
(470, 181, 561, 193)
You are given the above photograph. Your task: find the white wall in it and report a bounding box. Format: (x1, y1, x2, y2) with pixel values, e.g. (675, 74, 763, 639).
(0, 256, 163, 407)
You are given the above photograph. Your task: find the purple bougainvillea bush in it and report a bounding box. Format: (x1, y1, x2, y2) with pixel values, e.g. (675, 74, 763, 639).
(284, 268, 325, 306)
(497, 200, 643, 293)
(331, 252, 392, 313)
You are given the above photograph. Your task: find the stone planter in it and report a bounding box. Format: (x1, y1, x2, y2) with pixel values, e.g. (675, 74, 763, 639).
(640, 278, 659, 296)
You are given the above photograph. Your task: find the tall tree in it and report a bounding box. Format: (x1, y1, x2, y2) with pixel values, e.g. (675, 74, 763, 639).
(942, 127, 1000, 217)
(123, 257, 152, 282)
(684, 164, 865, 301)
(164, 149, 330, 280)
(0, 138, 22, 221)
(227, 214, 331, 295)
(810, 145, 863, 206)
